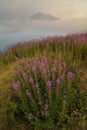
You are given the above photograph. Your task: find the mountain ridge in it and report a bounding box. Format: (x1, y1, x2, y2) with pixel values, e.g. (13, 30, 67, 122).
(30, 12, 59, 21)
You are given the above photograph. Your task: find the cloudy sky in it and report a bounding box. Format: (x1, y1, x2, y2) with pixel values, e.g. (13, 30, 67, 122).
(0, 0, 87, 49)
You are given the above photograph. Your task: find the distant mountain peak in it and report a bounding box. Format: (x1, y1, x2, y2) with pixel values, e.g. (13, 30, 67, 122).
(30, 12, 59, 21)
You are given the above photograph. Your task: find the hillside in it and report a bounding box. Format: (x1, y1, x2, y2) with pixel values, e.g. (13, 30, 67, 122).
(0, 33, 87, 130)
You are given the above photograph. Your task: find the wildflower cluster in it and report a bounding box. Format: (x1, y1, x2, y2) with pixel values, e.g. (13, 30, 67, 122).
(11, 55, 77, 128)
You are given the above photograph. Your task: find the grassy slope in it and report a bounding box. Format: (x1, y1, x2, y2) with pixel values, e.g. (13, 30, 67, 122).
(0, 61, 21, 129)
(0, 60, 87, 130)
(0, 38, 87, 129)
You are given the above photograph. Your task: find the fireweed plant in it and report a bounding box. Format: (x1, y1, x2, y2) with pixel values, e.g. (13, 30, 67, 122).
(10, 55, 83, 129)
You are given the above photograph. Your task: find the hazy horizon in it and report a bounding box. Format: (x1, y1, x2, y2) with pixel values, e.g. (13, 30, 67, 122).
(0, 0, 87, 50)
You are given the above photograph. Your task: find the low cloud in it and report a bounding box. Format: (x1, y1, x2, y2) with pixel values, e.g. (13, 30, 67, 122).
(2, 19, 20, 25)
(0, 16, 87, 34)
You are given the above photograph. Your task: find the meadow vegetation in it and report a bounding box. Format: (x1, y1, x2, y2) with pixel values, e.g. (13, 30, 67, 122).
(0, 33, 87, 130)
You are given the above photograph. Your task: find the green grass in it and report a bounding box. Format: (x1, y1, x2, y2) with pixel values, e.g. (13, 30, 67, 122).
(0, 61, 23, 130)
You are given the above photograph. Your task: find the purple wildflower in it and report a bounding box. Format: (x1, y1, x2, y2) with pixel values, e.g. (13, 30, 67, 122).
(67, 71, 74, 79)
(32, 66, 36, 73)
(35, 83, 39, 93)
(12, 81, 20, 90)
(29, 77, 34, 83)
(39, 62, 45, 69)
(47, 80, 52, 87)
(56, 78, 61, 85)
(35, 83, 39, 89)
(51, 67, 56, 72)
(22, 72, 27, 77)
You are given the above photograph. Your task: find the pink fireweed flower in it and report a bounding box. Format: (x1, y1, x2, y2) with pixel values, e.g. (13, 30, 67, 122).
(39, 62, 45, 69)
(47, 80, 52, 87)
(67, 71, 74, 79)
(32, 66, 36, 73)
(41, 62, 45, 67)
(51, 67, 56, 72)
(12, 81, 20, 90)
(35, 83, 39, 89)
(26, 90, 31, 97)
(29, 77, 34, 83)
(22, 72, 27, 78)
(56, 78, 61, 85)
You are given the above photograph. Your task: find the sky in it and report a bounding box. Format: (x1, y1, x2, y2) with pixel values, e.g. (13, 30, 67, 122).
(0, 0, 87, 49)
